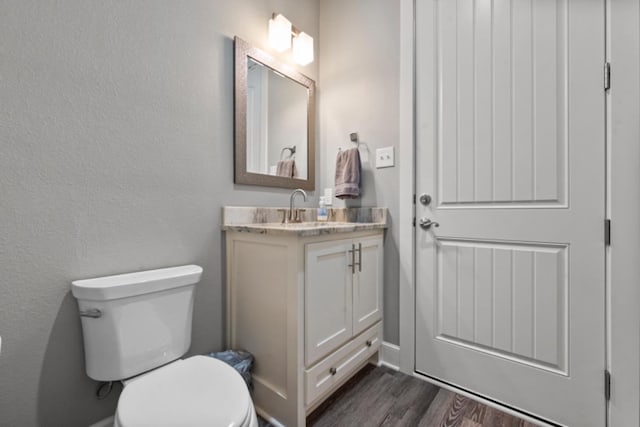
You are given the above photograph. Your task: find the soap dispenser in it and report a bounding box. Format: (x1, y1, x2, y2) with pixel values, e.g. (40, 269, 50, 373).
(317, 196, 328, 222)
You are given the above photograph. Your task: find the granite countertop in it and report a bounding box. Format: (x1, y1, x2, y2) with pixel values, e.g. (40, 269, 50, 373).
(221, 207, 388, 237)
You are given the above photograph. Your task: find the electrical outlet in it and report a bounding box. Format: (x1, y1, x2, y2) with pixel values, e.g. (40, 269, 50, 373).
(376, 146, 395, 168)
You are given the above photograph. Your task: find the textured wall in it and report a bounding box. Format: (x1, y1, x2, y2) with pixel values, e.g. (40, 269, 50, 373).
(318, 0, 401, 344)
(0, 1, 318, 425)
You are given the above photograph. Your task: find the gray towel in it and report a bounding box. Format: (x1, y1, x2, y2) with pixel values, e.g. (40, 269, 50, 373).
(276, 159, 297, 178)
(335, 148, 361, 199)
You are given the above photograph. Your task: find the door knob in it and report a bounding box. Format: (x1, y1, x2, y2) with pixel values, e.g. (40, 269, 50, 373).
(418, 218, 439, 230)
(419, 194, 432, 205)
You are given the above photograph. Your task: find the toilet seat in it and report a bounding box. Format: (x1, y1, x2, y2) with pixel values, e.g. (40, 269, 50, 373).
(115, 355, 255, 427)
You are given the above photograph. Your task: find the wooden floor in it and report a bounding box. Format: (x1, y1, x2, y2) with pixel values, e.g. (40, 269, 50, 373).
(260, 364, 538, 427)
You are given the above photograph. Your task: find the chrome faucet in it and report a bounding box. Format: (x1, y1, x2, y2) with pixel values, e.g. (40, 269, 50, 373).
(289, 188, 308, 222)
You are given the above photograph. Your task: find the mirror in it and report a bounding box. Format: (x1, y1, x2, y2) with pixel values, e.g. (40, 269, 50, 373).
(234, 36, 316, 190)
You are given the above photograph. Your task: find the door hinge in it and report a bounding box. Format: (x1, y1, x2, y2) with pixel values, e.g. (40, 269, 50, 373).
(604, 62, 611, 91)
(605, 219, 611, 246)
(605, 370, 611, 401)
(413, 194, 416, 204)
(412, 217, 416, 227)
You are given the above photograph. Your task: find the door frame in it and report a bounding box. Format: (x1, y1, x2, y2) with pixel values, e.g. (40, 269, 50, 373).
(397, 0, 640, 425)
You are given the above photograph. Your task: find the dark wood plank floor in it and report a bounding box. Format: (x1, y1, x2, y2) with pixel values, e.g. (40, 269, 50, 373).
(259, 364, 538, 427)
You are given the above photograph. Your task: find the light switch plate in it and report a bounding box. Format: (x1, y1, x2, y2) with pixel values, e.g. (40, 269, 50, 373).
(324, 188, 333, 205)
(376, 146, 395, 168)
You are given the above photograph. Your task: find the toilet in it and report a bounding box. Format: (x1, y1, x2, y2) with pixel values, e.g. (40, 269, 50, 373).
(71, 265, 258, 427)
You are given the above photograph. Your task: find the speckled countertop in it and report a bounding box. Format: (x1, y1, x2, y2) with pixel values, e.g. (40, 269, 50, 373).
(221, 206, 388, 237)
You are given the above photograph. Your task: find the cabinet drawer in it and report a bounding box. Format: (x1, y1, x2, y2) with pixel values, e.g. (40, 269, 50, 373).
(305, 322, 382, 407)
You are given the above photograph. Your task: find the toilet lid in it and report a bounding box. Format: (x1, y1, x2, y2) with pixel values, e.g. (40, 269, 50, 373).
(116, 355, 252, 427)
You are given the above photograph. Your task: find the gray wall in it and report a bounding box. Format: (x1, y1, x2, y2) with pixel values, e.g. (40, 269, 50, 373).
(318, 0, 401, 344)
(0, 1, 319, 426)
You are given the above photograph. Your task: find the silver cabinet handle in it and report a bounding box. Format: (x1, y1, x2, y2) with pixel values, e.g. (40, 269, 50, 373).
(418, 218, 440, 230)
(79, 308, 102, 318)
(348, 245, 355, 274)
(348, 243, 363, 274)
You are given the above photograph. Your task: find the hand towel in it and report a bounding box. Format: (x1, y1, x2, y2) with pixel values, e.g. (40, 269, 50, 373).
(335, 148, 361, 199)
(276, 159, 297, 178)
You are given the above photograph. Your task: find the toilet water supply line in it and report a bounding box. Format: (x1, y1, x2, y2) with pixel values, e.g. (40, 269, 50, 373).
(96, 381, 114, 400)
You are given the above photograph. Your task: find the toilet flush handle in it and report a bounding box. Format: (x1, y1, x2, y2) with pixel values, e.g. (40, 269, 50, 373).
(79, 308, 102, 318)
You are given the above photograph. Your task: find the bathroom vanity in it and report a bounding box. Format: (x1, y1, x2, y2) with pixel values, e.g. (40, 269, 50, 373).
(222, 207, 387, 427)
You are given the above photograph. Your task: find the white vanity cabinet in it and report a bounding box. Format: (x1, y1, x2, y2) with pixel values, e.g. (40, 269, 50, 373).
(305, 235, 383, 366)
(225, 229, 384, 427)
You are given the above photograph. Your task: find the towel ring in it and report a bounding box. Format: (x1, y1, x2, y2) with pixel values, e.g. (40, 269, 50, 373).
(339, 132, 360, 152)
(349, 132, 360, 148)
(280, 145, 296, 160)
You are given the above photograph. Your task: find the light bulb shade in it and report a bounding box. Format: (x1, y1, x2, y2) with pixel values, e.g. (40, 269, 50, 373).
(269, 14, 292, 52)
(293, 31, 314, 65)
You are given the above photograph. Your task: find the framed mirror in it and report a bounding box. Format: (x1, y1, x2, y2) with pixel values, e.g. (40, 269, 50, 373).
(234, 36, 316, 190)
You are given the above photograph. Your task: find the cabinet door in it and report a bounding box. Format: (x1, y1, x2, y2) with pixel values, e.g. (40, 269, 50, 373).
(305, 239, 353, 366)
(353, 235, 384, 336)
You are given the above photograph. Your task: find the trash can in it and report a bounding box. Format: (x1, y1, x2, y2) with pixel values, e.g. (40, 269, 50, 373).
(207, 350, 254, 389)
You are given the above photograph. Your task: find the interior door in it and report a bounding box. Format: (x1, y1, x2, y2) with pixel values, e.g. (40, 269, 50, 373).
(414, 1, 606, 426)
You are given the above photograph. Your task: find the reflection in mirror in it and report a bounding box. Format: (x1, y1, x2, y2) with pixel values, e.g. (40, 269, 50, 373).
(246, 58, 308, 180)
(234, 36, 315, 190)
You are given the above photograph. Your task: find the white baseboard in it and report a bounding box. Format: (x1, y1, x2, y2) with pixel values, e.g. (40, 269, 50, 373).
(89, 416, 114, 427)
(378, 341, 400, 370)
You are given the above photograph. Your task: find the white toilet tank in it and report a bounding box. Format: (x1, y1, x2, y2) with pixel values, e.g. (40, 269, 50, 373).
(71, 265, 203, 381)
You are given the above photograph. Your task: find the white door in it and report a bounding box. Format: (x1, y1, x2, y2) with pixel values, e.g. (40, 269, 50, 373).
(414, 1, 606, 426)
(305, 239, 353, 366)
(353, 235, 384, 336)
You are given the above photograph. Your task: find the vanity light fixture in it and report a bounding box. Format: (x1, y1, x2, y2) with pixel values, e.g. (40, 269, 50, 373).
(268, 14, 292, 52)
(292, 31, 314, 66)
(268, 13, 314, 65)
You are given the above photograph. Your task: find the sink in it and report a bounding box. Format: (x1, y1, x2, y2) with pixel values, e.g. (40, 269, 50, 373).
(243, 221, 380, 236)
(221, 207, 388, 236)
(271, 221, 346, 228)
(262, 221, 369, 229)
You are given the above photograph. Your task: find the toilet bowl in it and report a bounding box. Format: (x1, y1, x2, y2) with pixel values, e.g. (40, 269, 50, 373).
(71, 265, 257, 427)
(115, 356, 257, 427)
